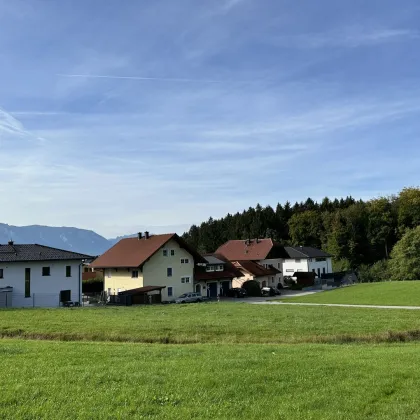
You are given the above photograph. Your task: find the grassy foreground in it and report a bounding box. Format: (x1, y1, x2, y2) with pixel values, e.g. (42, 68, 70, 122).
(1, 339, 420, 419)
(2, 303, 420, 343)
(282, 282, 420, 306)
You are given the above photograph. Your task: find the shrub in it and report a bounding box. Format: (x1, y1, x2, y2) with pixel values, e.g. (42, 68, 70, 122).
(241, 280, 261, 297)
(82, 278, 104, 294)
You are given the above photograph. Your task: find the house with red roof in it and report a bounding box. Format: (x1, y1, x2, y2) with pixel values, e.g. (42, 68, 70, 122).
(91, 232, 206, 302)
(216, 238, 288, 288)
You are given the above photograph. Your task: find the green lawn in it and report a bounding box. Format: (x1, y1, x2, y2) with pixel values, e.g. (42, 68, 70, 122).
(2, 303, 420, 344)
(3, 296, 420, 418)
(282, 282, 420, 306)
(1, 339, 420, 419)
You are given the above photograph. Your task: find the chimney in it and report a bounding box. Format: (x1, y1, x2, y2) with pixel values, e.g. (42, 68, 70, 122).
(137, 232, 143, 240)
(145, 231, 150, 239)
(8, 240, 14, 246)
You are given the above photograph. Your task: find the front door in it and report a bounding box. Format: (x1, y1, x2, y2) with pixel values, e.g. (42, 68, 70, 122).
(208, 283, 218, 298)
(221, 281, 230, 296)
(195, 284, 201, 294)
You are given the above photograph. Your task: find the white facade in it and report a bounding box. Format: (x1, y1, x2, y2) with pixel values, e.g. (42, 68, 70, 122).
(258, 258, 284, 285)
(283, 258, 332, 278)
(0, 260, 82, 308)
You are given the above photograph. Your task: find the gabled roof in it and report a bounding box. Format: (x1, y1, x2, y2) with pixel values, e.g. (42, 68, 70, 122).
(195, 254, 244, 281)
(216, 238, 288, 261)
(233, 260, 280, 278)
(91, 233, 206, 269)
(0, 244, 92, 263)
(284, 246, 331, 259)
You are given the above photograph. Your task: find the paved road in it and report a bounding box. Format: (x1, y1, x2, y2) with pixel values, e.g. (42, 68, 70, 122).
(249, 301, 420, 310)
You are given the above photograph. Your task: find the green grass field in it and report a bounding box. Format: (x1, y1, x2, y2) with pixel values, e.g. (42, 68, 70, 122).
(2, 284, 420, 419)
(282, 282, 420, 306)
(2, 340, 420, 420)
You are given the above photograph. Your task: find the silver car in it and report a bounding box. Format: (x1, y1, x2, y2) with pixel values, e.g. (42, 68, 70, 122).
(175, 292, 203, 304)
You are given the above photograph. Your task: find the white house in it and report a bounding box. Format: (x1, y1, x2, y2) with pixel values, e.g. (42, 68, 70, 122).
(283, 246, 333, 278)
(0, 242, 92, 308)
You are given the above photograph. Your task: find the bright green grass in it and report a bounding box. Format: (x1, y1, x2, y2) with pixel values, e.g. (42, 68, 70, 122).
(1, 339, 420, 419)
(2, 303, 420, 343)
(283, 282, 420, 306)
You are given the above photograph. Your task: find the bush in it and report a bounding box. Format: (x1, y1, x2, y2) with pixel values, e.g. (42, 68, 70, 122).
(241, 280, 261, 297)
(357, 260, 389, 283)
(82, 278, 104, 294)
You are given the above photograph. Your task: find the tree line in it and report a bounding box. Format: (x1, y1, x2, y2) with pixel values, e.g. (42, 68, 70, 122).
(182, 188, 420, 279)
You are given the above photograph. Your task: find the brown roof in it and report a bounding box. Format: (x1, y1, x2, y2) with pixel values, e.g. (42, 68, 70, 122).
(91, 233, 205, 268)
(216, 238, 283, 261)
(233, 260, 280, 278)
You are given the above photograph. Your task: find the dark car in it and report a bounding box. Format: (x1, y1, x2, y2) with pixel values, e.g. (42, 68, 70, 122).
(261, 287, 280, 297)
(227, 288, 247, 298)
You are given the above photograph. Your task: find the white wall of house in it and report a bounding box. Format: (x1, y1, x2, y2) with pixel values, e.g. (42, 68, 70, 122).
(308, 258, 333, 277)
(282, 259, 310, 276)
(258, 258, 284, 285)
(0, 260, 82, 308)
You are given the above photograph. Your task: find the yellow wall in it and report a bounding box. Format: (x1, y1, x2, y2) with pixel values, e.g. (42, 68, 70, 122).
(104, 268, 144, 295)
(143, 239, 194, 301)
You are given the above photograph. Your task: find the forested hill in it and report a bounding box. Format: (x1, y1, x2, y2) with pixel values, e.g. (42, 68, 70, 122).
(182, 188, 420, 269)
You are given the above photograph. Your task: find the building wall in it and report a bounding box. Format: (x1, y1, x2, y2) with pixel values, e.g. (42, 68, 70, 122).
(259, 258, 284, 285)
(142, 239, 195, 301)
(0, 260, 82, 307)
(308, 258, 333, 277)
(232, 272, 272, 288)
(104, 268, 144, 295)
(282, 259, 310, 276)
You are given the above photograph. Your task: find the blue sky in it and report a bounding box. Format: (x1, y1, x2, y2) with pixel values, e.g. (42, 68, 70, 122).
(0, 0, 419, 238)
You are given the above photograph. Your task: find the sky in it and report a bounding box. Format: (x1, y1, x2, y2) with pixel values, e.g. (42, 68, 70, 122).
(0, 0, 419, 238)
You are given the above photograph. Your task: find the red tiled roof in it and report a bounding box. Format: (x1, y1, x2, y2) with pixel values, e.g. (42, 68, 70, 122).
(91, 234, 205, 268)
(233, 260, 280, 278)
(216, 239, 275, 261)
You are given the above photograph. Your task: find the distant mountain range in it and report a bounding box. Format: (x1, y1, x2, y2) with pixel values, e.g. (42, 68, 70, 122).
(0, 223, 137, 256)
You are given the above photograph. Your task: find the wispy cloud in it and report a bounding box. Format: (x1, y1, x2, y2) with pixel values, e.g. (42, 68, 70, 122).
(272, 28, 419, 49)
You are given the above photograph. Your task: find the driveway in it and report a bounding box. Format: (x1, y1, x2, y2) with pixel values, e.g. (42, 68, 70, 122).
(223, 290, 320, 304)
(248, 301, 420, 310)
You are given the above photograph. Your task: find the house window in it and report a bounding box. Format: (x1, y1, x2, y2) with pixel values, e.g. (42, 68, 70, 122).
(0, 269, 3, 279)
(107, 269, 112, 278)
(167, 267, 173, 277)
(206, 266, 215, 272)
(181, 258, 190, 264)
(286, 269, 294, 272)
(171, 250, 175, 256)
(163, 249, 168, 257)
(181, 277, 191, 284)
(42, 267, 51, 276)
(25, 268, 31, 298)
(168, 287, 173, 297)
(132, 270, 139, 278)
(84, 267, 89, 273)
(295, 259, 301, 263)
(66, 266, 71, 277)
(218, 265, 224, 271)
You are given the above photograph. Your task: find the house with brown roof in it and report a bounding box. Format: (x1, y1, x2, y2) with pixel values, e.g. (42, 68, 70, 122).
(216, 238, 288, 287)
(232, 260, 281, 289)
(91, 232, 206, 302)
(194, 254, 244, 298)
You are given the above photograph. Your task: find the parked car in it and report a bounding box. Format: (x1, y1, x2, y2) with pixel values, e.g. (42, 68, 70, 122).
(226, 288, 247, 298)
(175, 292, 203, 304)
(261, 287, 280, 297)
